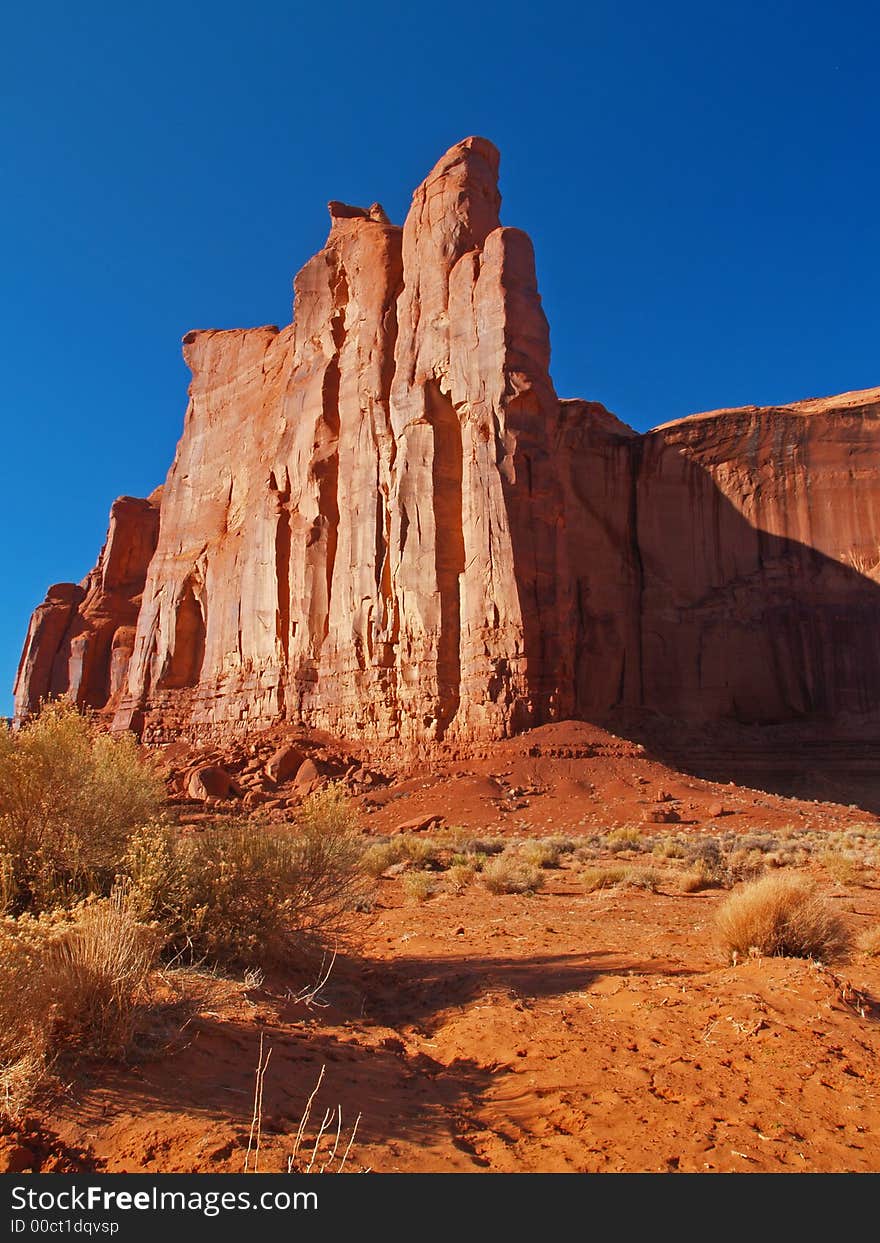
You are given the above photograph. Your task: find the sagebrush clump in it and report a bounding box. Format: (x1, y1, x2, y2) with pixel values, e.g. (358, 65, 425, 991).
(0, 709, 370, 1115)
(482, 853, 544, 895)
(0, 892, 158, 1116)
(126, 784, 367, 965)
(715, 873, 851, 963)
(0, 702, 162, 912)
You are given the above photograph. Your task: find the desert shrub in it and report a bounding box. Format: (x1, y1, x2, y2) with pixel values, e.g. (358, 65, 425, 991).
(726, 847, 766, 884)
(678, 864, 708, 893)
(401, 837, 439, 867)
(0, 851, 13, 914)
(625, 867, 664, 892)
(858, 927, 880, 957)
(482, 853, 544, 895)
(605, 827, 644, 854)
(545, 835, 576, 855)
(685, 839, 727, 885)
(0, 702, 162, 912)
(298, 782, 358, 837)
(715, 873, 851, 963)
(737, 832, 780, 855)
(519, 839, 564, 869)
(445, 862, 476, 893)
(653, 835, 688, 860)
(361, 839, 406, 878)
(580, 865, 631, 892)
(678, 843, 747, 892)
(0, 913, 59, 1114)
(402, 871, 436, 903)
(0, 893, 158, 1116)
(126, 785, 366, 965)
(360, 834, 437, 878)
(820, 851, 863, 886)
(454, 836, 505, 858)
(582, 864, 663, 893)
(49, 891, 158, 1057)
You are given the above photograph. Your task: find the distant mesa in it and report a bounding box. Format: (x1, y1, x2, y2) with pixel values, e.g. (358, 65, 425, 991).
(14, 137, 880, 744)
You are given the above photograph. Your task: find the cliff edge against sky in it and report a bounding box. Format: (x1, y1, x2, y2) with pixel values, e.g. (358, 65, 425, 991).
(15, 139, 880, 742)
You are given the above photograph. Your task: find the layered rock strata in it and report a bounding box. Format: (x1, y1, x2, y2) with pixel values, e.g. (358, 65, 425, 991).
(14, 492, 161, 720)
(14, 139, 880, 741)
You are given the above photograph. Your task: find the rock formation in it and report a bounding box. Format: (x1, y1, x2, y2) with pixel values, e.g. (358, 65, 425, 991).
(14, 492, 161, 721)
(14, 138, 880, 742)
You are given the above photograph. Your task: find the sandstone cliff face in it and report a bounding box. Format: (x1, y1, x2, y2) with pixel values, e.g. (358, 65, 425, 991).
(14, 492, 161, 720)
(14, 138, 880, 739)
(633, 391, 880, 721)
(106, 137, 574, 743)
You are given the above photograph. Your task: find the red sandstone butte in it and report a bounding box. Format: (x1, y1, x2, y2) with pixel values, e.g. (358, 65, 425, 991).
(14, 491, 161, 721)
(14, 139, 880, 742)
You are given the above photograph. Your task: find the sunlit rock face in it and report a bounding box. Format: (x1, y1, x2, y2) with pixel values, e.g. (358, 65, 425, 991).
(15, 138, 880, 741)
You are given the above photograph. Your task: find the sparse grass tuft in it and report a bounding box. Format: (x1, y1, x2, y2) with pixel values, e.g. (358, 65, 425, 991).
(820, 851, 863, 887)
(518, 839, 564, 870)
(580, 865, 631, 892)
(402, 871, 437, 903)
(0, 891, 159, 1116)
(445, 863, 476, 893)
(715, 873, 851, 963)
(605, 827, 645, 854)
(482, 854, 544, 895)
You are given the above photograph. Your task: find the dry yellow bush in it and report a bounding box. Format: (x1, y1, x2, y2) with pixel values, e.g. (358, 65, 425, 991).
(361, 840, 405, 877)
(580, 865, 631, 892)
(125, 784, 367, 966)
(605, 827, 644, 854)
(49, 891, 158, 1057)
(402, 871, 436, 903)
(445, 862, 476, 893)
(519, 840, 564, 869)
(0, 893, 158, 1117)
(820, 851, 863, 886)
(0, 702, 161, 911)
(482, 854, 544, 895)
(715, 873, 850, 963)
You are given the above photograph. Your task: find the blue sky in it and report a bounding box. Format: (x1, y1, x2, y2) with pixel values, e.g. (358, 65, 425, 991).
(2, 1, 878, 713)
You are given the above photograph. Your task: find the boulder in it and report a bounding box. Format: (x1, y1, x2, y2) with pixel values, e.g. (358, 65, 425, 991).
(293, 758, 322, 790)
(187, 765, 236, 801)
(393, 813, 445, 834)
(265, 743, 306, 784)
(642, 806, 681, 825)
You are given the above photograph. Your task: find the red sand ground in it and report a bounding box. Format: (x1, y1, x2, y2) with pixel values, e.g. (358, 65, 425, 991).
(4, 721, 879, 1174)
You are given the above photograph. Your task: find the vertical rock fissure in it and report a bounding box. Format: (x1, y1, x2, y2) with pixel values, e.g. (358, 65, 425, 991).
(314, 266, 346, 645)
(318, 363, 341, 642)
(376, 262, 402, 683)
(159, 578, 206, 689)
(275, 503, 291, 668)
(425, 380, 465, 735)
(628, 437, 646, 706)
